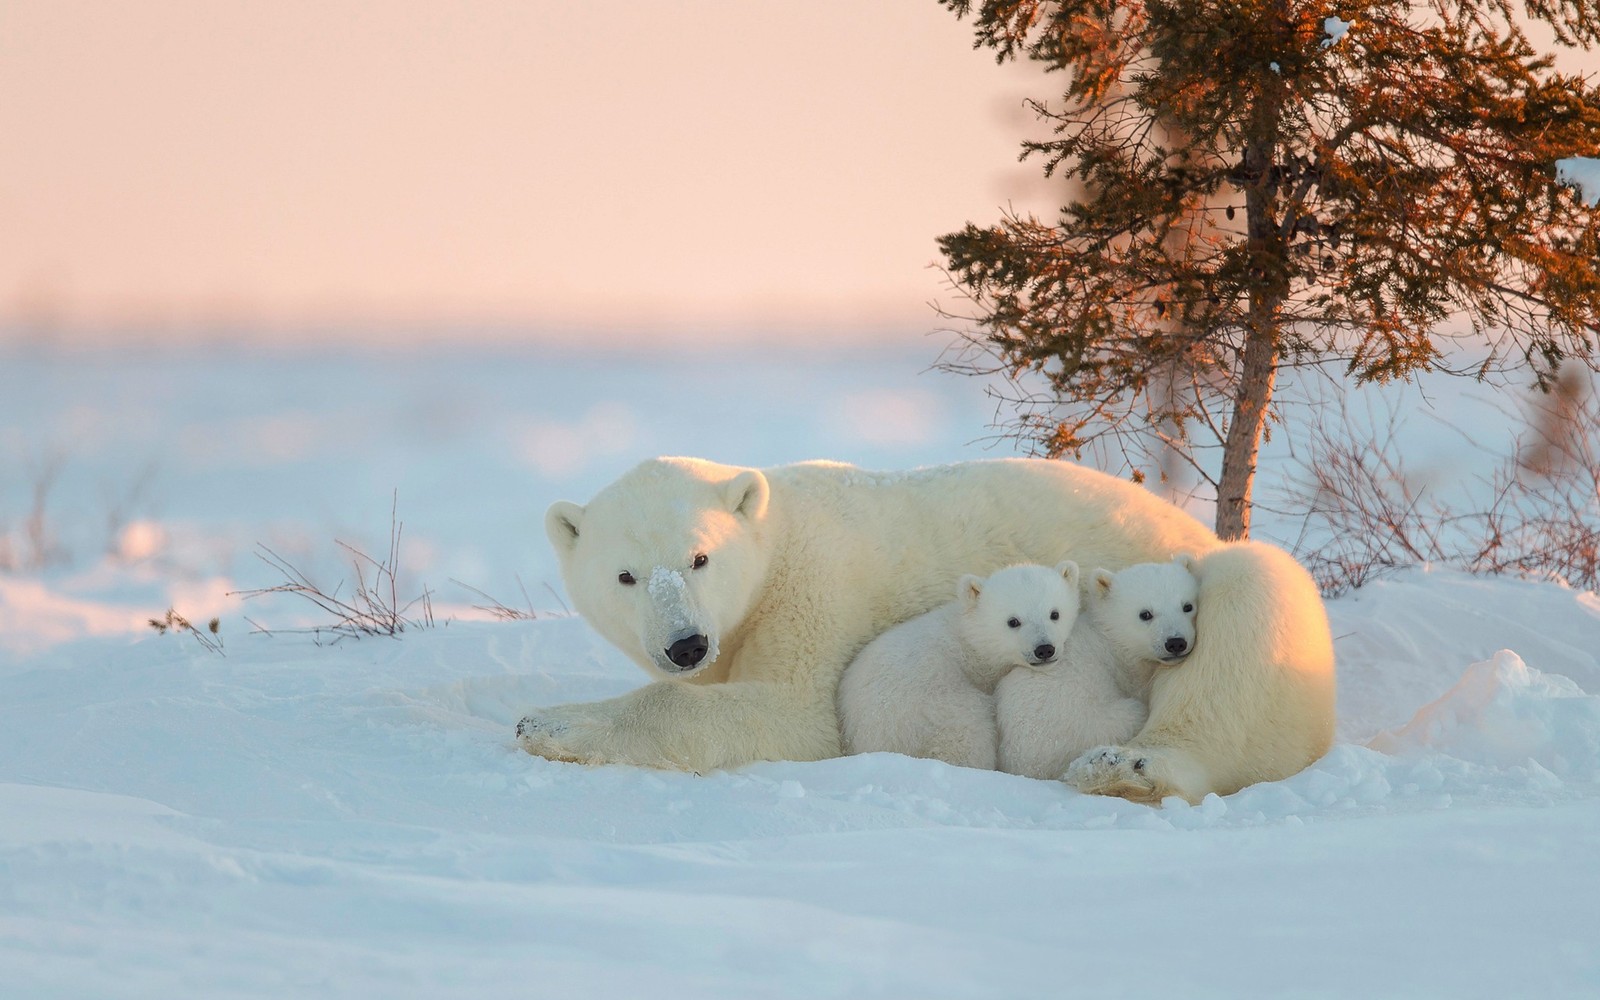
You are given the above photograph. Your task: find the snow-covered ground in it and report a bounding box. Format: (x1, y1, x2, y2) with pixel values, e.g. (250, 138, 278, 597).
(2, 341, 1598, 998)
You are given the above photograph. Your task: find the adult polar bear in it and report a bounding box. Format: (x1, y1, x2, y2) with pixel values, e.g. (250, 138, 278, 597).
(519, 455, 1335, 804)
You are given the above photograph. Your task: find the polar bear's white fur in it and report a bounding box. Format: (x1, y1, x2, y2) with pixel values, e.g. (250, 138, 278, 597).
(996, 558, 1198, 780)
(518, 457, 1335, 803)
(1065, 542, 1337, 802)
(837, 562, 1079, 770)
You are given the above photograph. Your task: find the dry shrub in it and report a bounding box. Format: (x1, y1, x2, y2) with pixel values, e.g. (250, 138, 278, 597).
(148, 608, 225, 656)
(449, 575, 566, 621)
(233, 493, 435, 643)
(1283, 372, 1600, 597)
(0, 457, 67, 572)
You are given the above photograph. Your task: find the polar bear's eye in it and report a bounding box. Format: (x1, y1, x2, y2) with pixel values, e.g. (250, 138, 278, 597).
(1049, 610, 1060, 621)
(1139, 610, 1154, 621)
(1183, 603, 1194, 613)
(692, 553, 709, 570)
(1007, 617, 1021, 629)
(618, 571, 637, 586)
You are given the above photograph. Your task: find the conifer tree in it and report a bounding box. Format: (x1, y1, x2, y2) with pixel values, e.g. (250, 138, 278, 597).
(936, 0, 1600, 539)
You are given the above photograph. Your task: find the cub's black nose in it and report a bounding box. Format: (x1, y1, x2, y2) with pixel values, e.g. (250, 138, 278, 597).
(667, 633, 710, 668)
(1033, 643, 1055, 661)
(1165, 636, 1189, 656)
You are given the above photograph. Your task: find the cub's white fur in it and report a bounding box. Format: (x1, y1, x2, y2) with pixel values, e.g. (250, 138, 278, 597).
(1090, 557, 1202, 703)
(996, 558, 1198, 780)
(838, 562, 1079, 769)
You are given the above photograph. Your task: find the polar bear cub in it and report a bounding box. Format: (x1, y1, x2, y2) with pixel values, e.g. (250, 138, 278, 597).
(837, 562, 1080, 770)
(996, 557, 1199, 780)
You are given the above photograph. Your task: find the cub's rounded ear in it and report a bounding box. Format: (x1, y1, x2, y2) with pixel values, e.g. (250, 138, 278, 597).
(958, 573, 984, 608)
(1091, 568, 1116, 598)
(725, 469, 770, 521)
(1174, 553, 1199, 574)
(545, 500, 585, 554)
(1055, 559, 1081, 590)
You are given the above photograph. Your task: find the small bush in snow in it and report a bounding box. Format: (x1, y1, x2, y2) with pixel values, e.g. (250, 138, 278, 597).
(1286, 372, 1600, 596)
(233, 492, 436, 643)
(148, 608, 225, 657)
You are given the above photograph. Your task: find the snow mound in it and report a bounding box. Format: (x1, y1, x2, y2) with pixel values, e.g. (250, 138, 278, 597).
(1369, 650, 1600, 782)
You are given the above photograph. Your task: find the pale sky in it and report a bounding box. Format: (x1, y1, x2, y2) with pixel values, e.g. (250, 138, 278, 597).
(1, 2, 1594, 345)
(1, 0, 1052, 344)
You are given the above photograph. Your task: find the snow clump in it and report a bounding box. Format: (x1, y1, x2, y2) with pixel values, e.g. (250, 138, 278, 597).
(1369, 650, 1600, 783)
(1556, 157, 1600, 207)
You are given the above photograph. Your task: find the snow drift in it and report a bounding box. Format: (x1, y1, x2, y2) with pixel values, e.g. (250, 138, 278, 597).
(3, 347, 1599, 997)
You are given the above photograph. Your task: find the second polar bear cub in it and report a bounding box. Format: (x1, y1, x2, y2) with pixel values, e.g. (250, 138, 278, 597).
(837, 562, 1078, 770)
(997, 557, 1200, 781)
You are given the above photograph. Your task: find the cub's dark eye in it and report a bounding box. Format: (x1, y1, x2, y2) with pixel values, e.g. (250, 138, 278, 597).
(618, 572, 637, 586)
(1007, 617, 1022, 629)
(692, 553, 709, 570)
(1183, 603, 1194, 613)
(1139, 610, 1154, 621)
(1049, 610, 1060, 621)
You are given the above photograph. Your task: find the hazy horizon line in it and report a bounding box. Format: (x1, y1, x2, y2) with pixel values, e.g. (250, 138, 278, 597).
(0, 316, 969, 357)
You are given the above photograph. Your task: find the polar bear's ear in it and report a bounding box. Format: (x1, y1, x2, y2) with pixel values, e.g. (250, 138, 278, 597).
(1091, 568, 1115, 599)
(1055, 560, 1080, 590)
(1173, 553, 1199, 575)
(545, 501, 585, 555)
(725, 469, 770, 522)
(958, 573, 984, 609)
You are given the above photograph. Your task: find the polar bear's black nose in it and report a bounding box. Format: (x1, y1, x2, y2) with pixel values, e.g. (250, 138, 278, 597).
(1165, 637, 1189, 656)
(1033, 643, 1055, 662)
(667, 633, 710, 668)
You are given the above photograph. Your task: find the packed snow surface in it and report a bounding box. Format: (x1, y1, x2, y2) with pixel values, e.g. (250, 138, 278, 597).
(2, 345, 1599, 997)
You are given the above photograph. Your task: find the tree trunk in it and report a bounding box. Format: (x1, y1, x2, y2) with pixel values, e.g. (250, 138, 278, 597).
(1215, 316, 1277, 540)
(1216, 132, 1284, 542)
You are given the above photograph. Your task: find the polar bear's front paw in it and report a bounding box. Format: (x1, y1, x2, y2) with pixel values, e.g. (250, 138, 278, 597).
(1063, 745, 1163, 804)
(514, 713, 568, 741)
(515, 705, 610, 765)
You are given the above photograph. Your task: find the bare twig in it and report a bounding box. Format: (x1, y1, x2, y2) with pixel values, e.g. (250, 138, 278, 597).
(449, 575, 551, 621)
(147, 608, 225, 657)
(1280, 378, 1600, 596)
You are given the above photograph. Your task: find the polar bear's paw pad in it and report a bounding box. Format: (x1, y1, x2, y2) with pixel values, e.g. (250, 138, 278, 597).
(1064, 745, 1164, 804)
(515, 714, 568, 739)
(515, 712, 598, 764)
